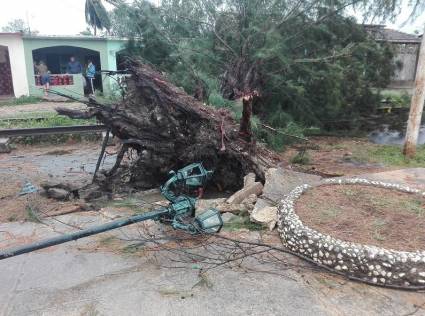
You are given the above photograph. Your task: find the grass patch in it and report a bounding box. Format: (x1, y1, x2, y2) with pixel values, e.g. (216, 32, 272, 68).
(0, 115, 96, 129)
(13, 134, 101, 145)
(7, 214, 18, 222)
(342, 188, 357, 197)
(0, 114, 100, 145)
(99, 236, 118, 246)
(372, 219, 387, 241)
(290, 151, 311, 165)
(25, 205, 41, 223)
(402, 199, 424, 217)
(0, 96, 42, 107)
(105, 197, 157, 213)
(121, 243, 142, 254)
(319, 208, 341, 220)
(223, 215, 264, 231)
(352, 144, 425, 167)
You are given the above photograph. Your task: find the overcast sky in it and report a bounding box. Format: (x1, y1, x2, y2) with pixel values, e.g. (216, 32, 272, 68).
(0, 0, 424, 35)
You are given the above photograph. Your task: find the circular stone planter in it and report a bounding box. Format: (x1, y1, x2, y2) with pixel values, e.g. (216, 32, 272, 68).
(277, 178, 425, 288)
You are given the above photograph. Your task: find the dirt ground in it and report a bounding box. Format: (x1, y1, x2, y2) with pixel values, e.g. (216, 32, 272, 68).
(296, 184, 425, 252)
(0, 142, 116, 223)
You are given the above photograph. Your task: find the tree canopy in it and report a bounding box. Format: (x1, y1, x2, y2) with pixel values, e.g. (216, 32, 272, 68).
(85, 0, 111, 35)
(107, 0, 421, 146)
(1, 19, 38, 34)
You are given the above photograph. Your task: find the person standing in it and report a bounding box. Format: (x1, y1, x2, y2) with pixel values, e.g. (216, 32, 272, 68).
(86, 60, 96, 95)
(35, 61, 50, 97)
(66, 56, 83, 74)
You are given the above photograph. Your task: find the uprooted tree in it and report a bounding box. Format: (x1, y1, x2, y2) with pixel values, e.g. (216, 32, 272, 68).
(106, 0, 423, 134)
(57, 60, 277, 192)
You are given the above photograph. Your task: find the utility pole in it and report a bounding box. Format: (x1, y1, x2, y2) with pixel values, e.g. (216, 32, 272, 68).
(403, 25, 425, 158)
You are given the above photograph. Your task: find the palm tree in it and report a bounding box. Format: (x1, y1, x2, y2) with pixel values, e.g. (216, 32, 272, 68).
(85, 0, 111, 36)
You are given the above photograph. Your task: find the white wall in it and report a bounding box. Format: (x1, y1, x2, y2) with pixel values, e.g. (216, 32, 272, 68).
(0, 34, 29, 97)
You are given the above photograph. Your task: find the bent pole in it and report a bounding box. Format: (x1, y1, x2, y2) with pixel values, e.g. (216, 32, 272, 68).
(0, 208, 169, 261)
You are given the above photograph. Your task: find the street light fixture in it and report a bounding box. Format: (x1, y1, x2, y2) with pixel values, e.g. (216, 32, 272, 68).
(195, 208, 223, 234)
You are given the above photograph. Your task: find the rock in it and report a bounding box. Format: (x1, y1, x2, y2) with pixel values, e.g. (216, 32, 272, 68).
(47, 188, 70, 201)
(221, 212, 238, 223)
(268, 221, 277, 231)
(41, 179, 88, 192)
(154, 200, 169, 207)
(79, 185, 103, 201)
(196, 198, 226, 211)
(241, 194, 257, 214)
(243, 173, 256, 187)
(226, 182, 263, 205)
(0, 138, 11, 153)
(252, 198, 272, 214)
(216, 203, 248, 214)
(250, 206, 278, 230)
(262, 167, 322, 203)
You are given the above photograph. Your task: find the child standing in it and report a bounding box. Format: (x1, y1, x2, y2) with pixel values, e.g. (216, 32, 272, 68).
(86, 60, 96, 96)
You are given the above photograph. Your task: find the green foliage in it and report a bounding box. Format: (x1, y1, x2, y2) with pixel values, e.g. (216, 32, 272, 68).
(1, 19, 39, 34)
(291, 151, 311, 165)
(0, 115, 96, 129)
(25, 205, 41, 223)
(0, 115, 99, 145)
(353, 145, 425, 167)
(381, 91, 411, 108)
(85, 0, 111, 35)
(109, 0, 411, 145)
(223, 215, 264, 231)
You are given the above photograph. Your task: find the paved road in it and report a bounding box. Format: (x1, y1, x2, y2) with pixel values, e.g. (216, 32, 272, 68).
(0, 165, 424, 315)
(1, 211, 424, 316)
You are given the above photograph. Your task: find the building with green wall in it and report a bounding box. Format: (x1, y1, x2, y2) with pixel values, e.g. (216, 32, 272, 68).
(0, 33, 127, 98)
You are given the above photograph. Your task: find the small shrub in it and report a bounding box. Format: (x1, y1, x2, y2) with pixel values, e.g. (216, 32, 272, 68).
(381, 92, 411, 108)
(291, 151, 311, 165)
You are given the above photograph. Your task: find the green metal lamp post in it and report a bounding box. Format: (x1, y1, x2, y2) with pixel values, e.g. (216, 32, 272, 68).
(0, 163, 223, 261)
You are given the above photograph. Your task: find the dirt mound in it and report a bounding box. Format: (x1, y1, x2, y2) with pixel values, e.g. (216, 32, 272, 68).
(295, 184, 425, 252)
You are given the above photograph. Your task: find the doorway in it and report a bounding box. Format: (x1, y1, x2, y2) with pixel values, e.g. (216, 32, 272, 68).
(0, 46, 14, 97)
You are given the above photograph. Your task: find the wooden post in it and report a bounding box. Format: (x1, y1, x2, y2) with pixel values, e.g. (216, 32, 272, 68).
(403, 25, 425, 158)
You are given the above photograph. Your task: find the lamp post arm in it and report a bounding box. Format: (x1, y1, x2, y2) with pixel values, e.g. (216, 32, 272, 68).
(0, 208, 169, 261)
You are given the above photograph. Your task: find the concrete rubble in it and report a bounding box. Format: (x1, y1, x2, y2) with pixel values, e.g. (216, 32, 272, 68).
(249, 167, 322, 230)
(226, 181, 263, 204)
(250, 206, 278, 230)
(221, 212, 238, 223)
(46, 188, 70, 201)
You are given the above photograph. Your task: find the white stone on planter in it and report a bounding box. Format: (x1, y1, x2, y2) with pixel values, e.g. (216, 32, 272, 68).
(278, 177, 425, 288)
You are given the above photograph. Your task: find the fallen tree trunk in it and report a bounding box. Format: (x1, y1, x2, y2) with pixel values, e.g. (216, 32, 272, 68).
(56, 60, 278, 192)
